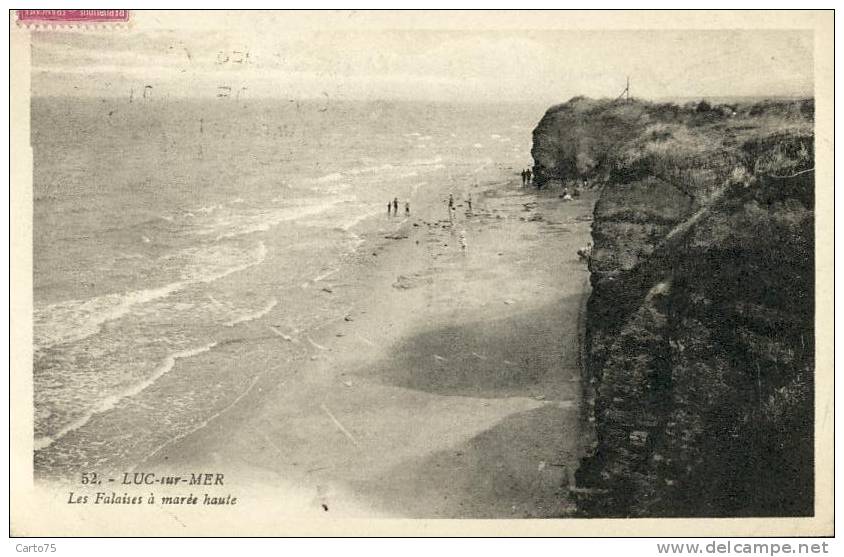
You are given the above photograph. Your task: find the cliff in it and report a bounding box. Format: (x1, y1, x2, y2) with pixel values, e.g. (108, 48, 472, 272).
(531, 97, 815, 517)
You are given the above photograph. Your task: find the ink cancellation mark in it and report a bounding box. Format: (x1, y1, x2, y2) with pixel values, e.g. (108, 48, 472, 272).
(16, 10, 130, 27)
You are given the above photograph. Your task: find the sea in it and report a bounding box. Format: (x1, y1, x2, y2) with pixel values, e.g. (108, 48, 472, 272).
(31, 96, 544, 476)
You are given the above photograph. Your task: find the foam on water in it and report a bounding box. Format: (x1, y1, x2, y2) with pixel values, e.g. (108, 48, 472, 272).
(198, 199, 351, 241)
(35, 241, 268, 352)
(338, 206, 384, 231)
(134, 373, 262, 472)
(34, 341, 218, 450)
(224, 298, 278, 327)
(32, 97, 547, 474)
(34, 283, 186, 352)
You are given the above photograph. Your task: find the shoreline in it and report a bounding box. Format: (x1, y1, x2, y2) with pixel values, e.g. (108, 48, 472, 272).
(36, 162, 598, 519)
(134, 171, 598, 519)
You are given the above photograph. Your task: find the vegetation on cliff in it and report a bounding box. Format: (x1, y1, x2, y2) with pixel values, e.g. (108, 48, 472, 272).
(531, 97, 814, 517)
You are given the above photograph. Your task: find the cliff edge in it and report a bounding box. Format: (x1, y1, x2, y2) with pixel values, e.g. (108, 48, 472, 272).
(531, 97, 815, 517)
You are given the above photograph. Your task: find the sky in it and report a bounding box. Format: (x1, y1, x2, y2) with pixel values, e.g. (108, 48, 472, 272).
(29, 23, 814, 104)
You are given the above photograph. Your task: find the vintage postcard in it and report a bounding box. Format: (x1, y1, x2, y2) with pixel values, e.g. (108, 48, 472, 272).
(9, 10, 834, 536)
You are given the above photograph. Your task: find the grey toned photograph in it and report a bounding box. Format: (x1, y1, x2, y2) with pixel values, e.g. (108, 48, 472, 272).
(11, 10, 831, 535)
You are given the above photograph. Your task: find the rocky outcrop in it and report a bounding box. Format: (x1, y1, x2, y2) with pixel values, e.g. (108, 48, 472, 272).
(532, 97, 815, 517)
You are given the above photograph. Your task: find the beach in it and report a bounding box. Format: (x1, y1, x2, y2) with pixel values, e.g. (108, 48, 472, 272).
(137, 176, 598, 520)
(32, 97, 596, 519)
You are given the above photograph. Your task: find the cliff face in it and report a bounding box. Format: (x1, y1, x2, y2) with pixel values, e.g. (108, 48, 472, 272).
(532, 97, 815, 517)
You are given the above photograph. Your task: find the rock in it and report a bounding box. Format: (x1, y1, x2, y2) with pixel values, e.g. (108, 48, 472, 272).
(553, 97, 816, 518)
(629, 431, 648, 447)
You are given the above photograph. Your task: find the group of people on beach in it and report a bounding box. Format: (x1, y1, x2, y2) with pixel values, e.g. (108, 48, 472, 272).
(387, 197, 410, 217)
(446, 192, 473, 221)
(520, 167, 533, 186)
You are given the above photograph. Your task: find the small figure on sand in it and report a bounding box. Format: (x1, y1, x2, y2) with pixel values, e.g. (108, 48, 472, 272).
(448, 193, 454, 210)
(466, 193, 472, 213)
(561, 187, 572, 201)
(521, 168, 531, 187)
(387, 201, 392, 216)
(393, 197, 399, 215)
(577, 242, 593, 262)
(405, 201, 410, 216)
(526, 168, 532, 185)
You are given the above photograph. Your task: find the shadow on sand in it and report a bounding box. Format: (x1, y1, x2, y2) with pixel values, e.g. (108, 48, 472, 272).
(357, 293, 584, 401)
(349, 403, 582, 518)
(344, 294, 587, 517)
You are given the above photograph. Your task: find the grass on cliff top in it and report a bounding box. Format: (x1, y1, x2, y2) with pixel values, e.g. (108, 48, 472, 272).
(547, 96, 813, 200)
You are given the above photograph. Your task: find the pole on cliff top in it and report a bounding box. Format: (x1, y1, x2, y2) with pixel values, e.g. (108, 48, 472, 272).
(615, 77, 631, 103)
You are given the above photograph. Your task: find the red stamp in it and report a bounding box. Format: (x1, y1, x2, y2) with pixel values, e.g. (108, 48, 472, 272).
(17, 9, 129, 24)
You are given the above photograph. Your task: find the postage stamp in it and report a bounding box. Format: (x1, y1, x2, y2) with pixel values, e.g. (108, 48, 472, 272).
(16, 9, 130, 26)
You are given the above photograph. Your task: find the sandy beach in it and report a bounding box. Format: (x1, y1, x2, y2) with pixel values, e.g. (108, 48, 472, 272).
(132, 167, 597, 520)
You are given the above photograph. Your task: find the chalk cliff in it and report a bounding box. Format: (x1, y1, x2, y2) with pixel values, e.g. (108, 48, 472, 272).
(531, 97, 815, 516)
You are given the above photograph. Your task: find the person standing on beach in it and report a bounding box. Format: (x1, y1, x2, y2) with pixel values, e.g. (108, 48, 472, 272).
(526, 168, 533, 185)
(393, 197, 399, 215)
(387, 201, 392, 216)
(405, 201, 410, 216)
(467, 193, 472, 213)
(521, 169, 527, 186)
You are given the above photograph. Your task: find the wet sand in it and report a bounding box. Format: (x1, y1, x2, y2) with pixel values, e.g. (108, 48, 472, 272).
(141, 175, 597, 520)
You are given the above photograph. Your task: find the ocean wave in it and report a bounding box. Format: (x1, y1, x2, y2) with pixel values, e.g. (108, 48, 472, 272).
(337, 205, 384, 231)
(199, 200, 348, 241)
(316, 163, 398, 184)
(35, 241, 268, 351)
(409, 155, 444, 166)
(195, 204, 222, 214)
(34, 342, 218, 451)
(181, 241, 268, 283)
(224, 298, 278, 327)
(34, 283, 185, 352)
(135, 373, 262, 471)
(347, 163, 394, 175)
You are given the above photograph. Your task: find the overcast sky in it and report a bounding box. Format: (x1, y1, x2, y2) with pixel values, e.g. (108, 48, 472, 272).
(30, 26, 813, 103)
